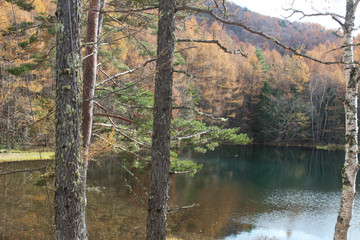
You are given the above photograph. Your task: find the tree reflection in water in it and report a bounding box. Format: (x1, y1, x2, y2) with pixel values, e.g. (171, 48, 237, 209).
(1, 146, 359, 239)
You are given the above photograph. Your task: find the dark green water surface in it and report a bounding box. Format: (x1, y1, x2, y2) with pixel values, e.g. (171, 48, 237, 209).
(0, 145, 359, 240)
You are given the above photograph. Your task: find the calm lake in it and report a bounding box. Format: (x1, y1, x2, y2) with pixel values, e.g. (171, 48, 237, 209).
(1, 145, 359, 240)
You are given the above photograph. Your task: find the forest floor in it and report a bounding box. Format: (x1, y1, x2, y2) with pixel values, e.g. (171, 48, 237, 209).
(0, 150, 54, 162)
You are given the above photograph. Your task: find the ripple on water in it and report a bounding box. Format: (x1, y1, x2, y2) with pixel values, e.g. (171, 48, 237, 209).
(227, 189, 360, 240)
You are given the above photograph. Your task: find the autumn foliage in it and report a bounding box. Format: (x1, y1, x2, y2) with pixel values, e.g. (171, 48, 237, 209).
(0, 0, 352, 149)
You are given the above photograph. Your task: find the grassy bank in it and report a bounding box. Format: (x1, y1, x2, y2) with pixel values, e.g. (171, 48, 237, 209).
(0, 150, 54, 163)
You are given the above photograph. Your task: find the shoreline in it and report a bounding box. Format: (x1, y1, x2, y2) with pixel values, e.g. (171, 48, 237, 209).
(0, 142, 344, 163)
(0, 151, 54, 163)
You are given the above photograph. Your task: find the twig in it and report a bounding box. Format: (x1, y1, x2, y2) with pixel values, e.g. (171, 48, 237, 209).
(121, 163, 149, 198)
(106, 14, 154, 56)
(170, 170, 198, 175)
(177, 38, 247, 57)
(171, 129, 219, 140)
(173, 106, 228, 121)
(93, 133, 149, 162)
(124, 177, 147, 207)
(101, 6, 158, 13)
(173, 70, 194, 78)
(95, 58, 156, 87)
(9, 109, 54, 133)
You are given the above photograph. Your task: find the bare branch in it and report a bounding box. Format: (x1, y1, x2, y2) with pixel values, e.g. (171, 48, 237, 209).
(121, 163, 149, 198)
(95, 58, 156, 87)
(106, 14, 154, 56)
(124, 178, 147, 207)
(101, 5, 158, 13)
(167, 203, 199, 214)
(175, 6, 343, 65)
(332, 28, 344, 38)
(171, 129, 219, 140)
(177, 38, 247, 57)
(173, 69, 194, 78)
(93, 133, 149, 162)
(9, 109, 54, 133)
(327, 42, 360, 55)
(283, 8, 344, 22)
(332, 16, 344, 28)
(170, 170, 198, 175)
(0, 167, 48, 176)
(173, 105, 228, 121)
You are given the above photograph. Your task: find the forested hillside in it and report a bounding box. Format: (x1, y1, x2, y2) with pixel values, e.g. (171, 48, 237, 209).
(224, 3, 339, 51)
(0, 0, 354, 148)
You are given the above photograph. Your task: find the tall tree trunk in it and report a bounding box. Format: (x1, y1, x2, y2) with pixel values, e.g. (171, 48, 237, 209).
(81, 0, 105, 235)
(54, 0, 87, 238)
(82, 0, 101, 161)
(146, 0, 176, 239)
(334, 1, 360, 239)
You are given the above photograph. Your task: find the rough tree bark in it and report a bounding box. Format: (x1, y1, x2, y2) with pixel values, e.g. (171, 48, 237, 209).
(334, 1, 360, 239)
(54, 0, 87, 238)
(146, 0, 176, 239)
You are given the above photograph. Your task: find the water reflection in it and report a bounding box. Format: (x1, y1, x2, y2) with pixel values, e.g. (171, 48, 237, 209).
(173, 145, 360, 240)
(0, 146, 359, 240)
(0, 161, 54, 240)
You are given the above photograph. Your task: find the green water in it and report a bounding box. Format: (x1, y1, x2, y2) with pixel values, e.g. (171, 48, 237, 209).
(0, 146, 359, 240)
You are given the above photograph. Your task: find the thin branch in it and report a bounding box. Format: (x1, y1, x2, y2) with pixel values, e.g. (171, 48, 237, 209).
(283, 8, 344, 22)
(173, 69, 194, 78)
(171, 129, 219, 140)
(0, 167, 48, 176)
(93, 123, 150, 149)
(121, 163, 149, 198)
(82, 51, 96, 61)
(170, 170, 198, 175)
(98, 68, 111, 78)
(124, 177, 147, 207)
(177, 38, 247, 57)
(9, 109, 54, 133)
(175, 6, 343, 65)
(332, 16, 344, 28)
(326, 42, 360, 54)
(95, 58, 156, 87)
(93, 133, 149, 162)
(167, 203, 199, 214)
(172, 105, 228, 121)
(106, 14, 153, 56)
(101, 5, 158, 13)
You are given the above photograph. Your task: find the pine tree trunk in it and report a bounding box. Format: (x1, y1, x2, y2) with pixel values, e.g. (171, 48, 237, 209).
(81, 0, 104, 235)
(82, 0, 101, 161)
(146, 0, 176, 239)
(334, 1, 359, 239)
(54, 0, 87, 238)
